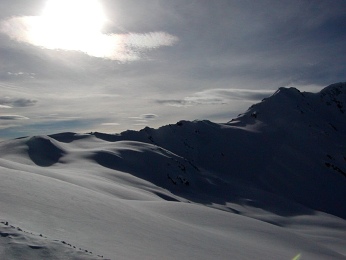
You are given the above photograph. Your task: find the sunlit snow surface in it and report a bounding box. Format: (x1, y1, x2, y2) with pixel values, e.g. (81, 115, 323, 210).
(0, 83, 345, 259)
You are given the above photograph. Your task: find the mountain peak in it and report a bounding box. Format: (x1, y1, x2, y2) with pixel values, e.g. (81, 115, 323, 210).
(275, 86, 301, 94)
(320, 82, 346, 96)
(228, 82, 346, 139)
(319, 82, 346, 111)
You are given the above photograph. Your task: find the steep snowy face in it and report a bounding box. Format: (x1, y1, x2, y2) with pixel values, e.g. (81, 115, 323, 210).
(26, 136, 67, 166)
(318, 82, 346, 132)
(234, 82, 346, 132)
(224, 83, 346, 218)
(319, 82, 346, 113)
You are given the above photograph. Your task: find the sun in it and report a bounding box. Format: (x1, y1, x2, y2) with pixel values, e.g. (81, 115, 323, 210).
(42, 0, 106, 34)
(28, 0, 109, 54)
(0, 0, 178, 61)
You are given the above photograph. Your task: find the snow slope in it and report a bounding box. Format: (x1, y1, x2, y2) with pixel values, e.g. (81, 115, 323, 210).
(0, 82, 345, 259)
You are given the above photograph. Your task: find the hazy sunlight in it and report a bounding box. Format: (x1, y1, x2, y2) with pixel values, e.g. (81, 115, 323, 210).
(29, 0, 108, 54)
(42, 0, 106, 32)
(0, 0, 178, 61)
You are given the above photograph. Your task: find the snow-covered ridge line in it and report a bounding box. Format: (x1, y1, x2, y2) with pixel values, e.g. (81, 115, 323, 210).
(0, 82, 345, 259)
(2, 82, 346, 218)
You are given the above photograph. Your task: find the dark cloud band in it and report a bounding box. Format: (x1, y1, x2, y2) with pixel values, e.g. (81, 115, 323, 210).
(0, 115, 29, 120)
(0, 97, 37, 107)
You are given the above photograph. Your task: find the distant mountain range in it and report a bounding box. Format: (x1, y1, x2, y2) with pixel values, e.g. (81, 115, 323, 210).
(1, 82, 345, 259)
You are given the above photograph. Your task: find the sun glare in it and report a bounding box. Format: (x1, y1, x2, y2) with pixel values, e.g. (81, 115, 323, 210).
(0, 0, 178, 61)
(28, 0, 109, 55)
(42, 0, 106, 33)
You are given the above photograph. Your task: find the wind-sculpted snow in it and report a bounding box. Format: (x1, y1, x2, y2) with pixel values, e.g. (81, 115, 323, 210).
(0, 83, 346, 259)
(27, 136, 67, 167)
(89, 141, 194, 191)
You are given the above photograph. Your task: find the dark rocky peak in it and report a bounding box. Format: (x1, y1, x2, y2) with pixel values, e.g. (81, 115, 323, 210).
(319, 82, 346, 114)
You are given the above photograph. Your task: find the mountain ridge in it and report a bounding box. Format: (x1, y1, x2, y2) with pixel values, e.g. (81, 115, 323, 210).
(2, 82, 346, 218)
(0, 82, 346, 259)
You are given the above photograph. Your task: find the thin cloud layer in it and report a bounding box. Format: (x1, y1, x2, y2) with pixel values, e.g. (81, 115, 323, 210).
(158, 89, 275, 107)
(139, 114, 159, 119)
(101, 123, 120, 126)
(129, 113, 159, 126)
(0, 115, 29, 120)
(7, 72, 36, 78)
(0, 16, 178, 61)
(129, 114, 159, 119)
(0, 97, 37, 108)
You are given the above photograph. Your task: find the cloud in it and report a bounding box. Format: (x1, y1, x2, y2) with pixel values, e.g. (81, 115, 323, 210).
(128, 113, 159, 126)
(157, 89, 274, 107)
(101, 123, 120, 126)
(0, 16, 178, 61)
(156, 100, 188, 107)
(0, 123, 20, 130)
(7, 72, 36, 78)
(123, 32, 178, 49)
(140, 114, 158, 119)
(133, 123, 148, 126)
(0, 97, 37, 108)
(0, 117, 105, 140)
(129, 114, 159, 120)
(0, 115, 29, 120)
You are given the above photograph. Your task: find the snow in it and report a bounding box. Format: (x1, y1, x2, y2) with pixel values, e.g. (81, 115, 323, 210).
(0, 221, 99, 259)
(0, 82, 345, 259)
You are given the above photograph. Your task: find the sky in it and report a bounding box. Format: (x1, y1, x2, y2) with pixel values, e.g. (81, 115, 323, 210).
(0, 0, 345, 140)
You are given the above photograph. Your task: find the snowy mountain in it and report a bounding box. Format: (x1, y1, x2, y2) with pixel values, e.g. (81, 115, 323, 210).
(0, 82, 345, 259)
